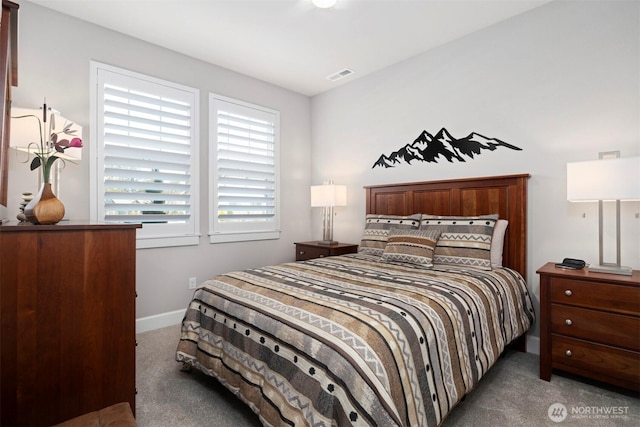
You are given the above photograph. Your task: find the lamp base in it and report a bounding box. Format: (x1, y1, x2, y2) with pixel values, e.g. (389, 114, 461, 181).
(318, 240, 339, 245)
(588, 264, 633, 276)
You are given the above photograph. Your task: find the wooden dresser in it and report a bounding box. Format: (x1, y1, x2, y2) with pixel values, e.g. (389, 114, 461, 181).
(0, 222, 141, 426)
(537, 262, 640, 390)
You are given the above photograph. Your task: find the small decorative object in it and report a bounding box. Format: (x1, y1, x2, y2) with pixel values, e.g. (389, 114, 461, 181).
(372, 127, 522, 168)
(17, 192, 33, 222)
(14, 100, 83, 225)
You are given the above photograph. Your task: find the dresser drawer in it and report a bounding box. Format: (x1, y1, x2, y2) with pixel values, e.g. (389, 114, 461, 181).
(296, 245, 329, 261)
(551, 304, 640, 351)
(295, 242, 358, 261)
(551, 334, 640, 390)
(549, 278, 640, 315)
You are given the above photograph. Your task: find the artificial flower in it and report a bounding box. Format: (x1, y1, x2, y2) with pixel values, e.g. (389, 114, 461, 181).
(14, 101, 83, 183)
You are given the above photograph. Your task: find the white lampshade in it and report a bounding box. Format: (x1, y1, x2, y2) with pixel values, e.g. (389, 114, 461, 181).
(567, 156, 640, 201)
(310, 184, 347, 207)
(10, 107, 83, 161)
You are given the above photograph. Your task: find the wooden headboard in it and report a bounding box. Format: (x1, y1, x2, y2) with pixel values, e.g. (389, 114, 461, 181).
(365, 174, 530, 278)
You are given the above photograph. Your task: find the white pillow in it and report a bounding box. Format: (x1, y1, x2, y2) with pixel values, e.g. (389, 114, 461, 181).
(491, 219, 509, 267)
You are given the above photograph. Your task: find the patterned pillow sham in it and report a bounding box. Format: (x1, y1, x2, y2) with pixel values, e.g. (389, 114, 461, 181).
(382, 229, 442, 266)
(359, 214, 422, 256)
(420, 214, 499, 270)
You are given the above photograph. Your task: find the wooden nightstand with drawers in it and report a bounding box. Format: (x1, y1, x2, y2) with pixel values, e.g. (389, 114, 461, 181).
(537, 262, 640, 390)
(295, 241, 358, 261)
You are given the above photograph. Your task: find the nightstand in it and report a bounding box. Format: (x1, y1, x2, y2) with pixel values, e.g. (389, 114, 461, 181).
(537, 262, 640, 390)
(295, 241, 358, 261)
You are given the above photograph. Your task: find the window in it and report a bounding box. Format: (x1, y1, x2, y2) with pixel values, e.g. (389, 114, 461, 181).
(209, 94, 280, 243)
(90, 62, 200, 248)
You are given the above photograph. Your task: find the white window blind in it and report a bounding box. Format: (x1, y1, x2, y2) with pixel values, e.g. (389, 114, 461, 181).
(91, 62, 199, 248)
(209, 94, 280, 243)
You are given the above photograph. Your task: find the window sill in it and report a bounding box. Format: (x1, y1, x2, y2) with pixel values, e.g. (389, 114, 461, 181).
(136, 234, 200, 249)
(209, 230, 280, 244)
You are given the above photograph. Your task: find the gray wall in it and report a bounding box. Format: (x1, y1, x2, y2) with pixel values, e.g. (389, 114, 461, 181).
(310, 0, 640, 352)
(4, 1, 639, 351)
(4, 2, 312, 322)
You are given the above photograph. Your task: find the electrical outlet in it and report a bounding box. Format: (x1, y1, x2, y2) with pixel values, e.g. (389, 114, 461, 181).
(188, 277, 197, 289)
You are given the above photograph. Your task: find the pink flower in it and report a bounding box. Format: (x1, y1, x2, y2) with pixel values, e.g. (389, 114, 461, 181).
(54, 137, 83, 152)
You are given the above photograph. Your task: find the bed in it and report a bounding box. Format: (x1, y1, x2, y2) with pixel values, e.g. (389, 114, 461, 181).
(176, 174, 534, 426)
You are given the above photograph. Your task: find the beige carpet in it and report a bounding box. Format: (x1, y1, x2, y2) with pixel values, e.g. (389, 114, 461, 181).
(136, 324, 639, 426)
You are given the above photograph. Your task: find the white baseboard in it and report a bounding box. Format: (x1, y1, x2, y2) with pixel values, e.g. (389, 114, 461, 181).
(136, 309, 184, 334)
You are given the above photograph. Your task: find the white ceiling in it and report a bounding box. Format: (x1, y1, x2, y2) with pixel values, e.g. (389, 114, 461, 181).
(27, 0, 552, 96)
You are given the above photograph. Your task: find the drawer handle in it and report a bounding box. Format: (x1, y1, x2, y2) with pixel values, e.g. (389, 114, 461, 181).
(565, 349, 572, 357)
(564, 289, 573, 297)
(565, 319, 572, 326)
(299, 251, 305, 255)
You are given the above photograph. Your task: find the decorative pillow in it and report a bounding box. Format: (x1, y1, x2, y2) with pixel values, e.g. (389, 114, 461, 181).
(491, 219, 509, 268)
(382, 229, 442, 266)
(420, 214, 499, 270)
(358, 214, 421, 256)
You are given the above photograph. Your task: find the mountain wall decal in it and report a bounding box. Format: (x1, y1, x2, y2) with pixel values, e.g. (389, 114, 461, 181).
(372, 127, 522, 168)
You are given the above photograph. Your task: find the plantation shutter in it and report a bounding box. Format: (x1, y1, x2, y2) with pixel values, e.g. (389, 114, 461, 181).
(91, 63, 199, 247)
(210, 95, 280, 242)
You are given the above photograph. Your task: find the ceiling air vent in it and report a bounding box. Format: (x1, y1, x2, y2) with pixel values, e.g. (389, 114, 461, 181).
(326, 68, 355, 82)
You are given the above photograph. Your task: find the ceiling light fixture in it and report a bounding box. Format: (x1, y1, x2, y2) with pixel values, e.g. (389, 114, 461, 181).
(312, 0, 337, 9)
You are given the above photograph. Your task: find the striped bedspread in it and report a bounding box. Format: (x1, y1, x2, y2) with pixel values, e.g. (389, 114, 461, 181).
(176, 253, 534, 427)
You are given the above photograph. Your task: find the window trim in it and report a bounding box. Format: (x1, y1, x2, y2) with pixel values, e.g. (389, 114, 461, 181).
(208, 93, 281, 244)
(90, 61, 200, 249)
